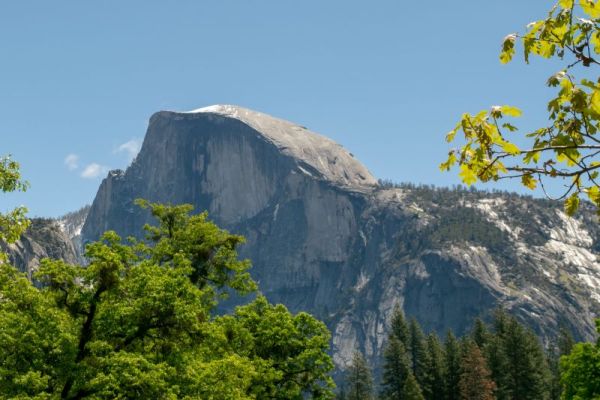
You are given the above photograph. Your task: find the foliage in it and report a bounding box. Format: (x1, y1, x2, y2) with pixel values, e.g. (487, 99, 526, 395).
(458, 341, 496, 400)
(422, 333, 446, 400)
(441, 0, 600, 215)
(560, 320, 600, 400)
(0, 201, 334, 399)
(380, 336, 411, 399)
(0, 155, 29, 255)
(345, 351, 374, 400)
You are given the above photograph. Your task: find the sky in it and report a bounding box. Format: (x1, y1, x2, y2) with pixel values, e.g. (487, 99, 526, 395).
(0, 1, 568, 217)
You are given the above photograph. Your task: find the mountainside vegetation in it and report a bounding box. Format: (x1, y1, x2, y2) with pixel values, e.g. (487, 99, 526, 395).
(338, 308, 600, 400)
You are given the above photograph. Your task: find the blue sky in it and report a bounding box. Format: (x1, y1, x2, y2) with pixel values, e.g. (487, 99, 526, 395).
(1, 1, 565, 216)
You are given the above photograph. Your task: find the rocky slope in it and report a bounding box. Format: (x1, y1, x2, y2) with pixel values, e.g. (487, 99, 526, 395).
(81, 105, 600, 373)
(2, 218, 79, 280)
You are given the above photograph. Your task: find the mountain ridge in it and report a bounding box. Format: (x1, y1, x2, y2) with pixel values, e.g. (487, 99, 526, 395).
(54, 105, 600, 373)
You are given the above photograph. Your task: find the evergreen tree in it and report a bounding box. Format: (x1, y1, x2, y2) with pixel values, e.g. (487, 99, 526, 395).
(486, 311, 512, 400)
(471, 318, 490, 350)
(547, 345, 561, 400)
(391, 306, 410, 347)
(381, 336, 411, 400)
(503, 317, 551, 399)
(558, 326, 575, 357)
(346, 351, 374, 400)
(488, 310, 551, 400)
(402, 373, 426, 400)
(409, 318, 429, 388)
(444, 332, 462, 400)
(458, 341, 496, 400)
(422, 333, 446, 400)
(548, 326, 575, 400)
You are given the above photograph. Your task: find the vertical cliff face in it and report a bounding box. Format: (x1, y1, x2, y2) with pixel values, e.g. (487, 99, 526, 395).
(81, 105, 600, 373)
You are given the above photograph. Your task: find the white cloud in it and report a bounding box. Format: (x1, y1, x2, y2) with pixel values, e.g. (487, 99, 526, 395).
(64, 154, 79, 171)
(80, 163, 108, 179)
(115, 138, 142, 161)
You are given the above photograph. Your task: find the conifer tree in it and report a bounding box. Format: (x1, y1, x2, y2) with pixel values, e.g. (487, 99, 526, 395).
(408, 318, 429, 388)
(486, 311, 512, 400)
(346, 351, 374, 400)
(391, 306, 410, 347)
(488, 310, 551, 400)
(458, 341, 496, 400)
(504, 317, 551, 399)
(381, 336, 411, 400)
(444, 332, 462, 400)
(471, 318, 490, 350)
(422, 333, 446, 400)
(403, 373, 426, 400)
(548, 326, 575, 400)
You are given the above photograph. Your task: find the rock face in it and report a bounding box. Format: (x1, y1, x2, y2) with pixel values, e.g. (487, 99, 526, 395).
(81, 105, 600, 373)
(2, 219, 79, 279)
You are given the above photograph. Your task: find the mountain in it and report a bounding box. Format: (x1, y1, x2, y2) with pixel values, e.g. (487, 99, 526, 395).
(2, 218, 79, 280)
(79, 105, 600, 373)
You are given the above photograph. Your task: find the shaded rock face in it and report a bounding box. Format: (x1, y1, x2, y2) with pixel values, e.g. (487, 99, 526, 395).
(81, 105, 600, 373)
(2, 219, 79, 279)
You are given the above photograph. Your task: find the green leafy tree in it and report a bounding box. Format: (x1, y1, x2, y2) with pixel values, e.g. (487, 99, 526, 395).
(0, 155, 29, 256)
(345, 351, 374, 400)
(0, 201, 335, 399)
(441, 0, 600, 215)
(380, 336, 412, 400)
(458, 341, 496, 400)
(560, 320, 600, 400)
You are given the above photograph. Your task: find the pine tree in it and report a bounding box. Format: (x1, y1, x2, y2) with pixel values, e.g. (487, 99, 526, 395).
(444, 332, 462, 400)
(558, 326, 575, 357)
(409, 318, 429, 388)
(381, 336, 411, 400)
(486, 311, 512, 400)
(487, 310, 551, 400)
(504, 317, 551, 399)
(548, 326, 575, 400)
(471, 318, 490, 349)
(346, 351, 374, 400)
(458, 341, 496, 400)
(391, 306, 410, 347)
(403, 373, 426, 400)
(422, 333, 446, 400)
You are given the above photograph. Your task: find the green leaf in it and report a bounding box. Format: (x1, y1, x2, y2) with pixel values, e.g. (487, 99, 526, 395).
(521, 174, 537, 190)
(580, 0, 600, 18)
(587, 186, 600, 204)
(459, 165, 478, 186)
(565, 193, 580, 216)
(560, 0, 574, 7)
(500, 105, 522, 117)
(591, 89, 600, 114)
(500, 34, 517, 64)
(501, 141, 521, 155)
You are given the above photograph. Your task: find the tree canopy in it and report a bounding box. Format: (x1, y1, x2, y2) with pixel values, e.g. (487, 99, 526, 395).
(441, 0, 600, 215)
(0, 199, 335, 399)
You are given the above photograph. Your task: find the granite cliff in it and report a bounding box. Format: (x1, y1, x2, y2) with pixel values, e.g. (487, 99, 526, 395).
(78, 105, 600, 372)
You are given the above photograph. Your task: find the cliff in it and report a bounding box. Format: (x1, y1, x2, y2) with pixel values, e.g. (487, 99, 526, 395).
(80, 105, 600, 372)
